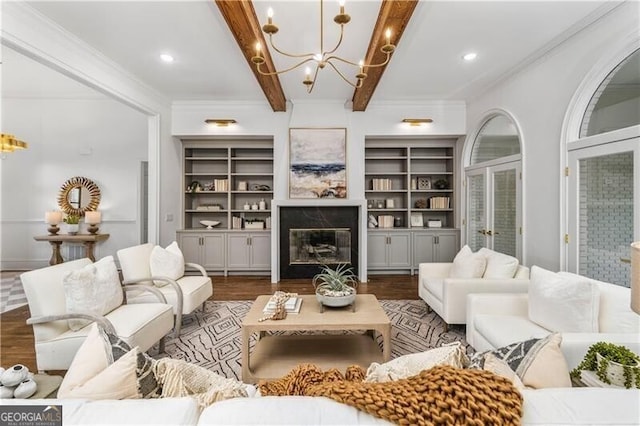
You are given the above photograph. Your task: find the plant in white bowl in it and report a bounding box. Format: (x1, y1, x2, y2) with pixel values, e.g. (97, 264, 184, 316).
(571, 341, 640, 388)
(312, 263, 358, 308)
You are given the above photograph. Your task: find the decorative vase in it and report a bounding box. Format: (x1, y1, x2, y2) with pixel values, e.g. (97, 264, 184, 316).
(1, 364, 29, 387)
(596, 352, 639, 387)
(65, 224, 79, 235)
(13, 378, 37, 399)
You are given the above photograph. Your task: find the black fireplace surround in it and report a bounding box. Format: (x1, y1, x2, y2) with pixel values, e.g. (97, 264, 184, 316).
(279, 206, 359, 279)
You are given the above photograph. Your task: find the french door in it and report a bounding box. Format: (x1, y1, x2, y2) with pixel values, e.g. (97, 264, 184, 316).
(567, 138, 639, 286)
(466, 161, 522, 259)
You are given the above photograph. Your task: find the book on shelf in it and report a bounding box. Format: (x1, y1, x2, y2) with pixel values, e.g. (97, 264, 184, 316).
(262, 296, 302, 314)
(429, 196, 450, 209)
(371, 178, 392, 191)
(377, 215, 395, 228)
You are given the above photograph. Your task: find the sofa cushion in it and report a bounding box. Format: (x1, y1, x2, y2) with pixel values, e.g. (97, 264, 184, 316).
(150, 241, 185, 285)
(62, 256, 124, 331)
(449, 245, 486, 278)
(529, 266, 600, 333)
(470, 333, 571, 389)
(478, 248, 520, 278)
(558, 272, 640, 333)
(199, 396, 391, 425)
(521, 388, 640, 425)
(365, 342, 468, 382)
(475, 314, 550, 349)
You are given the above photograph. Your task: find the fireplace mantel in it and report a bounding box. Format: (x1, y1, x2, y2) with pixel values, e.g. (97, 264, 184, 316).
(270, 199, 368, 283)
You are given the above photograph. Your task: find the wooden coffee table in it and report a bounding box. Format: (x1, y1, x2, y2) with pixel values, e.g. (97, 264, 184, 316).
(241, 294, 391, 383)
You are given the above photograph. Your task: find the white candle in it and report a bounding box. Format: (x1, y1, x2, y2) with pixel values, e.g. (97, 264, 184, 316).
(85, 211, 101, 225)
(45, 211, 62, 225)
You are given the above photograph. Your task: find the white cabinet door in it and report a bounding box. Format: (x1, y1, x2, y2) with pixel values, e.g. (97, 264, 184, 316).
(202, 234, 225, 269)
(413, 233, 436, 265)
(388, 233, 411, 267)
(367, 233, 389, 268)
(179, 234, 202, 265)
(249, 233, 271, 269)
(434, 232, 459, 262)
(227, 234, 251, 269)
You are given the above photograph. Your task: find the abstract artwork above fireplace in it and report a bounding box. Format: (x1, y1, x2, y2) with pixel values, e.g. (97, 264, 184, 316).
(289, 128, 347, 199)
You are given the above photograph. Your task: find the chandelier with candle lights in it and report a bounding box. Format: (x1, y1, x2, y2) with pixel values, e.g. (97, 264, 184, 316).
(251, 0, 395, 93)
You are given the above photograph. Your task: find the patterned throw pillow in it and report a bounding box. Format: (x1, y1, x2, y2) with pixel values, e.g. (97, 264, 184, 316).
(469, 333, 571, 389)
(105, 331, 161, 399)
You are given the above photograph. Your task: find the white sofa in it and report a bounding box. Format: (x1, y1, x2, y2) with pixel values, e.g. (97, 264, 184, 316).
(419, 247, 529, 329)
(8, 389, 640, 425)
(466, 271, 640, 370)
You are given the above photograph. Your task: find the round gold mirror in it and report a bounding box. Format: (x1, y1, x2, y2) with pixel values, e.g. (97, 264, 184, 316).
(58, 176, 101, 216)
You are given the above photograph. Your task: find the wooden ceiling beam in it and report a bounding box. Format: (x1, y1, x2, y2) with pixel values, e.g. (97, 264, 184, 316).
(215, 0, 287, 112)
(352, 0, 419, 112)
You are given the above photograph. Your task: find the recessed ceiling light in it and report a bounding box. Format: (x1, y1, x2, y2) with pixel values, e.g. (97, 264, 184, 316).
(160, 53, 174, 63)
(463, 52, 477, 62)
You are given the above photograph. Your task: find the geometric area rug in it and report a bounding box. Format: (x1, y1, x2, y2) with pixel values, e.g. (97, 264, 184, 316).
(161, 300, 469, 381)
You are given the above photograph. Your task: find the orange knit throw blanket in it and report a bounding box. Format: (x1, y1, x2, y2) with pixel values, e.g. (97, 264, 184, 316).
(259, 364, 523, 426)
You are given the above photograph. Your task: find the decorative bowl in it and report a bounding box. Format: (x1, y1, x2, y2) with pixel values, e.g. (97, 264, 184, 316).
(199, 220, 221, 230)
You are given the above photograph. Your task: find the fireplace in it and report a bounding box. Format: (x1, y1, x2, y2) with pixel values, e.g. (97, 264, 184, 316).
(280, 206, 359, 279)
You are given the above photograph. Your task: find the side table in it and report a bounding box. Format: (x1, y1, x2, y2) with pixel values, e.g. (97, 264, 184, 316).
(34, 234, 109, 265)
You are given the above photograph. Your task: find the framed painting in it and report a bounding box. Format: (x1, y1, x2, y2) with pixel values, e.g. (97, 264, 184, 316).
(289, 128, 347, 199)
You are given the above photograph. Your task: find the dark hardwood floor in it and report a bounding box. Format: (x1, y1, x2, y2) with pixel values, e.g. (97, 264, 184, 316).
(0, 274, 418, 372)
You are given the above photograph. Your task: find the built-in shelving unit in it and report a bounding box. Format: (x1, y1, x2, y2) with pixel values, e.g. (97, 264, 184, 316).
(364, 139, 460, 273)
(178, 140, 273, 275)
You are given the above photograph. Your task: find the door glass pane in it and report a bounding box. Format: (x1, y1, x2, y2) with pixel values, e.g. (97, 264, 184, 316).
(578, 152, 634, 286)
(467, 174, 486, 251)
(492, 169, 517, 257)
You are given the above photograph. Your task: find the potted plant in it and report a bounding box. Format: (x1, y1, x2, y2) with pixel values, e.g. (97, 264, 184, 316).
(63, 213, 80, 235)
(312, 263, 358, 308)
(570, 342, 640, 388)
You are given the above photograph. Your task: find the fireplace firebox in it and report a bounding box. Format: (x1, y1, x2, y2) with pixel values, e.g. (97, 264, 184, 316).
(280, 207, 358, 279)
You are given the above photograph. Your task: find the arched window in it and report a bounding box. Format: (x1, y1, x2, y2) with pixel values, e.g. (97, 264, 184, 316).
(470, 115, 521, 165)
(465, 113, 523, 260)
(581, 48, 640, 137)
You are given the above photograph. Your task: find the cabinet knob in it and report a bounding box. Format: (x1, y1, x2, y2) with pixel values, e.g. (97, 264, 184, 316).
(478, 229, 487, 235)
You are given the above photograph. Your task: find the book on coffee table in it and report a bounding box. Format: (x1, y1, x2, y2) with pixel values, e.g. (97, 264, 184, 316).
(263, 297, 302, 314)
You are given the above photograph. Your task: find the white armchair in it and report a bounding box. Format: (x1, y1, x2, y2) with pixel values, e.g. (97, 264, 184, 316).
(21, 258, 174, 372)
(419, 259, 529, 331)
(117, 243, 213, 336)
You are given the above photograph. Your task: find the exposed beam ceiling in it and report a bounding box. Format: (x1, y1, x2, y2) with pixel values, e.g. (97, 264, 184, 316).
(215, 0, 287, 112)
(217, 0, 417, 112)
(352, 0, 419, 111)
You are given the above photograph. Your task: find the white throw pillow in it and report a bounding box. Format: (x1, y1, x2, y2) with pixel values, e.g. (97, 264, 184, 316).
(448, 245, 486, 278)
(528, 266, 600, 332)
(478, 248, 520, 278)
(63, 256, 124, 331)
(150, 241, 185, 285)
(364, 342, 468, 382)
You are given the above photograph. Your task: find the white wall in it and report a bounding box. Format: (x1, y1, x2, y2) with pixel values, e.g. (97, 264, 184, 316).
(1, 97, 148, 269)
(464, 2, 639, 270)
